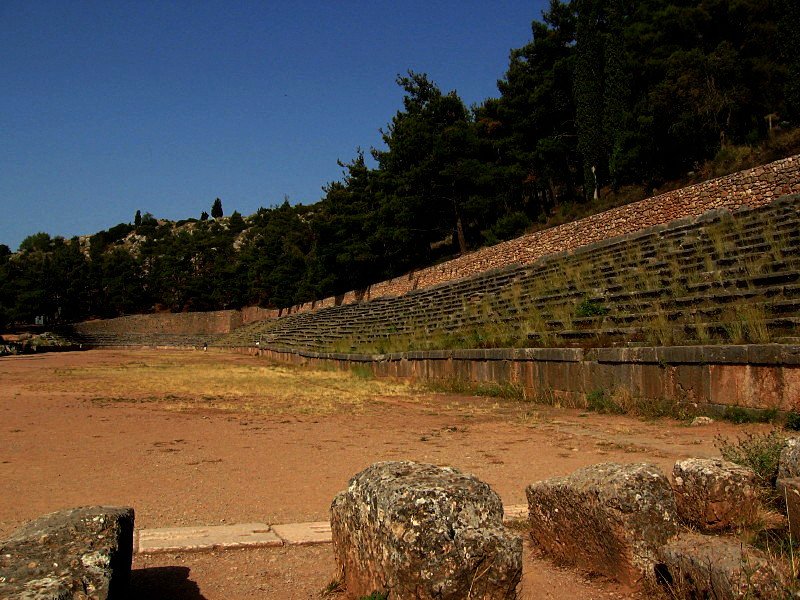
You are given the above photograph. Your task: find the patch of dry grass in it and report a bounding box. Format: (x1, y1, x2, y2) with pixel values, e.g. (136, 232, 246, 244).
(44, 351, 418, 416)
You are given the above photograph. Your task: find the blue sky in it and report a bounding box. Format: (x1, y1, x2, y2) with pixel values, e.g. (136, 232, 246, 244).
(1, 1, 548, 251)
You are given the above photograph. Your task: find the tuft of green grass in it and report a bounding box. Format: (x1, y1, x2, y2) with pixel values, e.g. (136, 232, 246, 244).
(715, 429, 785, 492)
(350, 364, 374, 379)
(425, 378, 524, 401)
(321, 578, 345, 597)
(585, 388, 625, 414)
(786, 411, 800, 431)
(575, 298, 609, 318)
(721, 406, 779, 425)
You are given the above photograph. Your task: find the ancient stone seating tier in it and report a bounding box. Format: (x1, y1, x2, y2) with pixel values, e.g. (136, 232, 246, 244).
(221, 195, 800, 352)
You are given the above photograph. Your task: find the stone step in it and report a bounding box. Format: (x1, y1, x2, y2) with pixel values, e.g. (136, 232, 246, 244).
(133, 504, 529, 554)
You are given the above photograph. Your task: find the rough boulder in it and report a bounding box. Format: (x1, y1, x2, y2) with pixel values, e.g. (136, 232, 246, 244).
(672, 458, 759, 531)
(0, 506, 134, 600)
(330, 461, 522, 600)
(779, 436, 800, 479)
(657, 532, 789, 599)
(526, 462, 678, 586)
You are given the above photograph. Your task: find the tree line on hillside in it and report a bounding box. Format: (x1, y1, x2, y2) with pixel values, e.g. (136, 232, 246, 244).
(1, 0, 798, 328)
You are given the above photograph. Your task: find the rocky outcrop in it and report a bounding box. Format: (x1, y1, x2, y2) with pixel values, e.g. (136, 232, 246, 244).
(526, 462, 678, 586)
(656, 532, 789, 599)
(0, 506, 135, 600)
(672, 458, 759, 531)
(330, 461, 521, 600)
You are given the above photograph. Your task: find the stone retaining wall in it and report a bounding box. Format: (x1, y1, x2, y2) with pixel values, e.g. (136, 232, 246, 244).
(231, 344, 800, 413)
(73, 311, 245, 335)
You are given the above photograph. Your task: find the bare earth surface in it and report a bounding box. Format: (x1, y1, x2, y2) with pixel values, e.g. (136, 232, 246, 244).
(0, 349, 769, 599)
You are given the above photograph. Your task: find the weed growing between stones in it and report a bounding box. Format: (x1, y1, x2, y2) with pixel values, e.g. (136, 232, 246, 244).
(575, 298, 608, 318)
(715, 430, 785, 498)
(720, 406, 779, 425)
(786, 411, 800, 431)
(712, 430, 800, 592)
(425, 378, 525, 402)
(349, 364, 374, 379)
(585, 388, 625, 414)
(579, 385, 692, 421)
(320, 578, 345, 597)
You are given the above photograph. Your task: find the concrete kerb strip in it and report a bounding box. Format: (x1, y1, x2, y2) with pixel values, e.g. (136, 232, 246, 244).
(134, 505, 529, 554)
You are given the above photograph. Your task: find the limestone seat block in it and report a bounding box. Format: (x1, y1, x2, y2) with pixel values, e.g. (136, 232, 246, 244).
(526, 462, 678, 586)
(657, 532, 789, 599)
(0, 506, 134, 600)
(672, 458, 760, 531)
(331, 461, 522, 600)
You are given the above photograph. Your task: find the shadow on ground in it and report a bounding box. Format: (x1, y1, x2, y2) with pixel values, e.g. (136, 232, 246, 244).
(129, 566, 206, 600)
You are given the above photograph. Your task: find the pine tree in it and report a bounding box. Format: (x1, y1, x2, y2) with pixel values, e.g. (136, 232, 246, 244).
(134, 210, 142, 227)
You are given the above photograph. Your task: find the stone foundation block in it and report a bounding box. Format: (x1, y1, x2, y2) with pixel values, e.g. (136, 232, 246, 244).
(330, 461, 521, 600)
(779, 437, 800, 479)
(0, 506, 135, 600)
(526, 462, 678, 586)
(656, 533, 789, 599)
(672, 458, 760, 531)
(777, 477, 800, 540)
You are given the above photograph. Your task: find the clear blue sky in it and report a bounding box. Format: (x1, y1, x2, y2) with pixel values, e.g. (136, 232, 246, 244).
(1, 1, 548, 251)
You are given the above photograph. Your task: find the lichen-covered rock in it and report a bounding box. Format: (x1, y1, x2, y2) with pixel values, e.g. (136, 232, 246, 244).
(777, 477, 800, 540)
(330, 461, 521, 600)
(672, 458, 759, 531)
(656, 533, 789, 599)
(526, 462, 678, 586)
(0, 506, 134, 600)
(778, 437, 800, 479)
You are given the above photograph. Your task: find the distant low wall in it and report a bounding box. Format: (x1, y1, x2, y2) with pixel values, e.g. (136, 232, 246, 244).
(73, 311, 243, 335)
(233, 344, 800, 413)
(282, 155, 800, 315)
(72, 306, 280, 336)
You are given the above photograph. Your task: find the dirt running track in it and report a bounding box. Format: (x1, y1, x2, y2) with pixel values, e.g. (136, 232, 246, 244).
(0, 349, 765, 599)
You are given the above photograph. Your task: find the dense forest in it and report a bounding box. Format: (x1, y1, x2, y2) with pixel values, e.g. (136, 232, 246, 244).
(2, 0, 798, 328)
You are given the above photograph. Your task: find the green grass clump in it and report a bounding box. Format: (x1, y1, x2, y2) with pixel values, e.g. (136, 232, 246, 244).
(720, 406, 779, 425)
(575, 298, 609, 318)
(425, 378, 524, 401)
(785, 411, 800, 431)
(585, 388, 624, 414)
(715, 430, 785, 491)
(349, 364, 374, 379)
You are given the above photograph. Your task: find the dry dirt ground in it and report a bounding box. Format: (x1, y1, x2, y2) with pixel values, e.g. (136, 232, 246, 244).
(0, 348, 772, 599)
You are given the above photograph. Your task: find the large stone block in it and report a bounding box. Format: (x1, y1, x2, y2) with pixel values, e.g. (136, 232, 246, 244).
(526, 462, 678, 586)
(778, 436, 800, 479)
(0, 506, 135, 600)
(330, 461, 521, 599)
(656, 533, 789, 599)
(777, 477, 800, 540)
(672, 458, 760, 531)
